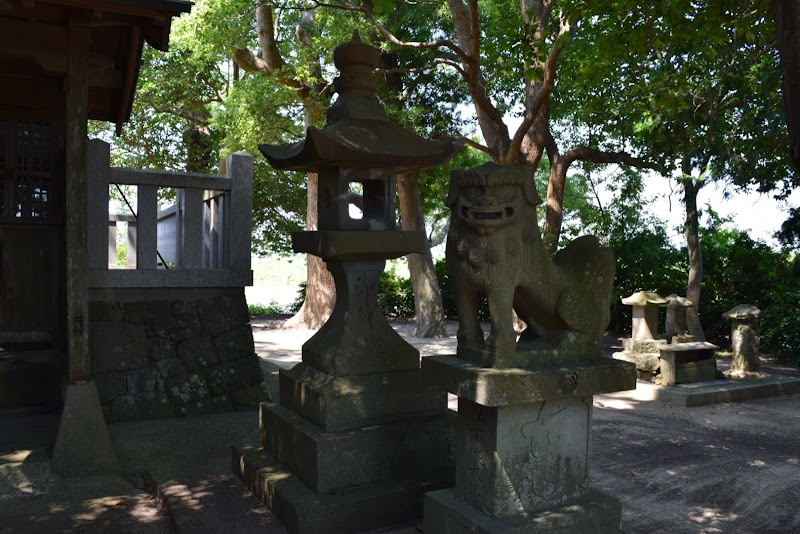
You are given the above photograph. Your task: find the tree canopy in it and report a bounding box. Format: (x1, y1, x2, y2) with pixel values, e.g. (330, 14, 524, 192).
(93, 0, 800, 342)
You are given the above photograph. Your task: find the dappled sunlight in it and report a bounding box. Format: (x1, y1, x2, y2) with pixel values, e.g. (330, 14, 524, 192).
(687, 506, 739, 532)
(787, 458, 799, 464)
(748, 459, 767, 467)
(594, 398, 637, 410)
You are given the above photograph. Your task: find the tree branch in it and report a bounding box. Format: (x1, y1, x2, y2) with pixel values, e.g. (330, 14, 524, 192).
(507, 11, 573, 161)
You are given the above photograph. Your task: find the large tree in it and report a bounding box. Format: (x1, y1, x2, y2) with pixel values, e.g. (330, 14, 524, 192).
(557, 0, 796, 339)
(347, 0, 655, 253)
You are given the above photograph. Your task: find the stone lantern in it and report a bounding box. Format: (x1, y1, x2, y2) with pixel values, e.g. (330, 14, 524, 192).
(723, 304, 762, 376)
(240, 32, 464, 532)
(621, 290, 668, 341)
(661, 293, 694, 343)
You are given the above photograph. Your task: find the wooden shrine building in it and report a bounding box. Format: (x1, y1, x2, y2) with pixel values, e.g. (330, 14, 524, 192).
(1, 1, 262, 476)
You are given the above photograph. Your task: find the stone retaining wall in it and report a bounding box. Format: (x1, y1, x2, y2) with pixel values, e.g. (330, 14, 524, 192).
(88, 293, 266, 422)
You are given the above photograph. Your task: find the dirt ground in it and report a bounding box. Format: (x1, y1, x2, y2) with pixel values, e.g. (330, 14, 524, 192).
(2, 317, 798, 533)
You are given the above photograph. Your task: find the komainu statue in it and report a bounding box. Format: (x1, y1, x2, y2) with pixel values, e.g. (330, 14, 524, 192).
(445, 162, 615, 366)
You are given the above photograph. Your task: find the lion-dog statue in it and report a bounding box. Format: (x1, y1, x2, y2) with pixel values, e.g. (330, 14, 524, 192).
(445, 162, 615, 367)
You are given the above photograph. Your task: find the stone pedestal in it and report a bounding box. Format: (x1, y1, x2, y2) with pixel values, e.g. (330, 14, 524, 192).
(612, 338, 667, 380)
(235, 231, 455, 533)
(422, 356, 635, 533)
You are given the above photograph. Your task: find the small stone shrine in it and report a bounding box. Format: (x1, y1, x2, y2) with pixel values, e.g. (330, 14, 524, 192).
(423, 163, 636, 533)
(723, 304, 764, 379)
(233, 32, 463, 533)
(613, 291, 719, 386)
(612, 291, 669, 380)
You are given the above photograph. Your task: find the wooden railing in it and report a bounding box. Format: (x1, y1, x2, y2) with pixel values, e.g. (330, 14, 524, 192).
(87, 139, 253, 288)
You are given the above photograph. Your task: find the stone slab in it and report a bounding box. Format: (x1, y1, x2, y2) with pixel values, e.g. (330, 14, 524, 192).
(51, 382, 120, 477)
(424, 487, 622, 534)
(259, 402, 454, 494)
(279, 363, 446, 431)
(422, 355, 636, 407)
(292, 230, 426, 260)
(653, 375, 800, 407)
(622, 338, 667, 353)
(673, 358, 717, 384)
(612, 351, 660, 374)
(233, 443, 451, 534)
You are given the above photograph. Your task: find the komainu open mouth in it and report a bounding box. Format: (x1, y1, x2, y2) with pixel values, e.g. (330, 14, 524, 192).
(462, 206, 514, 224)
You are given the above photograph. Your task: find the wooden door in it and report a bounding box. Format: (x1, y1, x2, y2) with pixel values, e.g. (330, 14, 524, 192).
(0, 116, 65, 349)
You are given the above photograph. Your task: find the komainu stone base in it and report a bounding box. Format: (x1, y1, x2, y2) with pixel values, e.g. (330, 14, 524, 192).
(424, 487, 622, 534)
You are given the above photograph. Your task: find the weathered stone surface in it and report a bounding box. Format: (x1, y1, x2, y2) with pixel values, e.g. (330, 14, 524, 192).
(424, 487, 622, 534)
(662, 294, 693, 337)
(90, 322, 148, 374)
(94, 371, 126, 404)
(149, 337, 176, 362)
(659, 342, 719, 387)
(301, 259, 421, 376)
(166, 373, 210, 406)
(612, 351, 661, 375)
(154, 357, 184, 380)
(455, 397, 590, 517)
(122, 301, 149, 325)
(260, 402, 455, 494)
(622, 338, 667, 353)
(212, 325, 255, 362)
(89, 301, 123, 322)
(423, 355, 636, 407)
(730, 318, 761, 372)
(197, 295, 250, 337)
(125, 367, 158, 394)
(145, 300, 203, 341)
(52, 382, 120, 477)
(177, 337, 219, 372)
(445, 163, 614, 359)
(279, 363, 446, 431)
(107, 392, 175, 421)
(204, 355, 263, 394)
(630, 304, 660, 341)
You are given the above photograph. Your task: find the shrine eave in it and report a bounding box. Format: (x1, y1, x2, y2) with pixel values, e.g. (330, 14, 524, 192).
(259, 120, 464, 173)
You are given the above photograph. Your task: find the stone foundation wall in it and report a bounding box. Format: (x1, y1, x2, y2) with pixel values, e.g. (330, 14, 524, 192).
(88, 293, 266, 422)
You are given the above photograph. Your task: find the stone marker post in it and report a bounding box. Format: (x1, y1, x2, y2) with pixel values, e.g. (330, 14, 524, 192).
(723, 304, 762, 377)
(662, 293, 694, 343)
(423, 164, 636, 533)
(234, 32, 463, 534)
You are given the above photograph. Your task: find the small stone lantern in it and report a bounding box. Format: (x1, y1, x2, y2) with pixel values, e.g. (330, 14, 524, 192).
(661, 293, 694, 343)
(723, 304, 762, 376)
(621, 291, 667, 341)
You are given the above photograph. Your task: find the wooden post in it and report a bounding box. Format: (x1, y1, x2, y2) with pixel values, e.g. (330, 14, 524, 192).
(65, 19, 90, 382)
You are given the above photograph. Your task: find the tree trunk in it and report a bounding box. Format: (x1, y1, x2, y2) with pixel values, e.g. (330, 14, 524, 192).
(283, 171, 335, 330)
(773, 0, 800, 170)
(683, 176, 706, 341)
(397, 175, 447, 338)
(543, 151, 568, 253)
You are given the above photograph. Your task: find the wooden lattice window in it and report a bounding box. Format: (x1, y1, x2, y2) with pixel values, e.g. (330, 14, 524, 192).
(0, 119, 59, 221)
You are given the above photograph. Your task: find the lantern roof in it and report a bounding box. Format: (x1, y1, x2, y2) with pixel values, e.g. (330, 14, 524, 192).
(259, 31, 463, 173)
